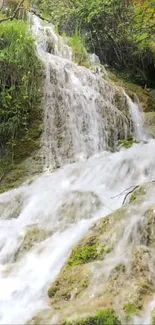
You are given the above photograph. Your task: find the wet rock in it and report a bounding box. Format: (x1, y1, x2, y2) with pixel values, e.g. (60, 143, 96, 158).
(56, 190, 101, 226)
(0, 192, 24, 220)
(14, 225, 50, 261)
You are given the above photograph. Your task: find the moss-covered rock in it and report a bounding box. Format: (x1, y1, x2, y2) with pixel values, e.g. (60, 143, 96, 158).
(123, 302, 141, 319)
(62, 309, 121, 325)
(109, 71, 155, 113)
(67, 243, 100, 267)
(48, 264, 90, 302)
(141, 205, 155, 246)
(128, 186, 146, 204)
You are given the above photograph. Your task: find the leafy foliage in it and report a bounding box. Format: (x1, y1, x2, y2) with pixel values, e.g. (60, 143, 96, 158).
(35, 0, 155, 86)
(68, 33, 89, 66)
(0, 19, 42, 172)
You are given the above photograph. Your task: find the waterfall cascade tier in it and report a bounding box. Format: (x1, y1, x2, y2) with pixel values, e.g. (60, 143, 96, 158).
(31, 15, 146, 170)
(0, 14, 153, 325)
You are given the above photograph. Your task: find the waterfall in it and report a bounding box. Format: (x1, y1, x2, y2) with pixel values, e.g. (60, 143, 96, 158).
(31, 15, 146, 170)
(0, 14, 153, 325)
(126, 94, 147, 140)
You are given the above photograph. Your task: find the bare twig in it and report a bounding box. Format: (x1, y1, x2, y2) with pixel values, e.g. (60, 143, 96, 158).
(122, 185, 139, 205)
(111, 185, 137, 199)
(111, 179, 155, 206)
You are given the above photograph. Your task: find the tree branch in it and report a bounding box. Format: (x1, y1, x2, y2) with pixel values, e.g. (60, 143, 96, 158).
(30, 9, 51, 23)
(0, 0, 25, 23)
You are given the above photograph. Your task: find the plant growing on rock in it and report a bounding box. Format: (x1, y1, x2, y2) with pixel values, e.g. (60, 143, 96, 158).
(62, 309, 121, 325)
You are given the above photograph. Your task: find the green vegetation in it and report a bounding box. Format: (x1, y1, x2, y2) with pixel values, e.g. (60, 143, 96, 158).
(67, 243, 99, 267)
(62, 309, 121, 325)
(118, 139, 135, 149)
(35, 0, 155, 88)
(67, 236, 111, 267)
(81, 278, 89, 288)
(129, 192, 137, 203)
(47, 264, 90, 301)
(129, 186, 146, 204)
(123, 302, 141, 319)
(69, 33, 89, 67)
(0, 19, 43, 191)
(48, 284, 59, 298)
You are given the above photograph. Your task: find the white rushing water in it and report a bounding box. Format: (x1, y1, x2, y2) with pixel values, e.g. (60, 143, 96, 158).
(0, 14, 154, 325)
(1, 140, 155, 324)
(31, 15, 146, 170)
(126, 94, 147, 140)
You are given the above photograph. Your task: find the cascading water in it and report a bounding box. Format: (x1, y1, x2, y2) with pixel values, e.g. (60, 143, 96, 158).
(0, 14, 154, 325)
(31, 15, 145, 170)
(126, 94, 147, 140)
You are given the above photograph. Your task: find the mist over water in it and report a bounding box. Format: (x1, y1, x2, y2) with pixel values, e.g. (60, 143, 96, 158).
(0, 15, 154, 324)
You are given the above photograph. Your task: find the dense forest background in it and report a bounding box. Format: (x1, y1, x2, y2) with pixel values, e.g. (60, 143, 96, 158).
(33, 0, 155, 87)
(1, 0, 155, 87)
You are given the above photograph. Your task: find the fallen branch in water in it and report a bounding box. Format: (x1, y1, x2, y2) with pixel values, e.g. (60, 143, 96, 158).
(122, 185, 139, 205)
(111, 179, 155, 206)
(111, 185, 137, 199)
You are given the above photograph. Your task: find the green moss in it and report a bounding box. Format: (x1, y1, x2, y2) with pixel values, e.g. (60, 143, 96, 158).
(123, 302, 141, 318)
(47, 264, 90, 301)
(96, 309, 121, 325)
(81, 279, 89, 288)
(129, 192, 137, 202)
(118, 139, 139, 149)
(62, 309, 121, 325)
(48, 283, 59, 298)
(67, 244, 100, 267)
(129, 186, 146, 204)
